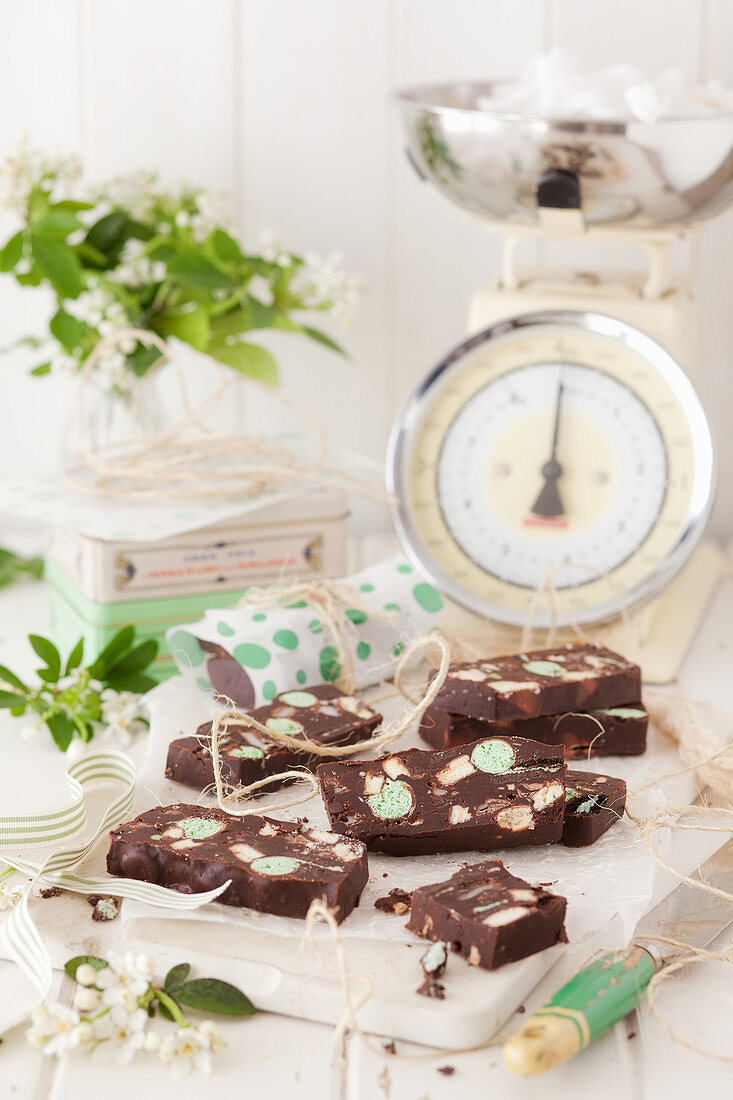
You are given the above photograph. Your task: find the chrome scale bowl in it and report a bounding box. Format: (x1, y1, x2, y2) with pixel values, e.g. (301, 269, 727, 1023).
(398, 81, 733, 229)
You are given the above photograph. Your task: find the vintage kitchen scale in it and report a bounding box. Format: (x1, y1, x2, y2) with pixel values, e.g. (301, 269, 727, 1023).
(389, 81, 733, 682)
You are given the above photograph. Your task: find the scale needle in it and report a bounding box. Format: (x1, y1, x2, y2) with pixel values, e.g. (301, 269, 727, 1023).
(531, 378, 565, 518)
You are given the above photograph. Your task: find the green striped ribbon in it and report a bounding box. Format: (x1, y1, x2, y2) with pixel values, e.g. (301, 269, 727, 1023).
(0, 749, 229, 1033)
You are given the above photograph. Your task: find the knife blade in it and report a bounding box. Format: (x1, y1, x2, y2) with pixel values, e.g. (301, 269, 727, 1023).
(503, 838, 733, 1076)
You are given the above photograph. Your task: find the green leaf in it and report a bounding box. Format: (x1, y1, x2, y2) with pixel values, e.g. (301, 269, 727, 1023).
(302, 325, 346, 356)
(75, 240, 109, 267)
(249, 298, 276, 329)
(34, 210, 83, 240)
(103, 639, 158, 682)
(164, 962, 191, 991)
(65, 956, 108, 980)
(31, 234, 84, 299)
(0, 231, 23, 272)
(64, 638, 84, 676)
(209, 308, 252, 339)
(211, 228, 243, 264)
(174, 977, 255, 1016)
(208, 340, 278, 386)
(0, 690, 27, 709)
(84, 211, 133, 264)
(155, 302, 210, 351)
(50, 308, 86, 352)
(0, 664, 28, 692)
(53, 200, 95, 213)
(30, 363, 51, 377)
(87, 625, 135, 678)
(46, 712, 77, 752)
(108, 674, 157, 694)
(125, 345, 163, 378)
(29, 635, 61, 680)
(167, 253, 234, 291)
(16, 267, 43, 287)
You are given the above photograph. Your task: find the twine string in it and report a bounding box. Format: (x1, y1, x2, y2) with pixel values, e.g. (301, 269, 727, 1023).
(64, 327, 395, 504)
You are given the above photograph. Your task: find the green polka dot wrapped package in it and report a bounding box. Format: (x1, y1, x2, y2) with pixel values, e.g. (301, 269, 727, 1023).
(166, 555, 444, 706)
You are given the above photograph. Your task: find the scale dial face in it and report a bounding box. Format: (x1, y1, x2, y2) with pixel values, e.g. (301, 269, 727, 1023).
(388, 311, 715, 626)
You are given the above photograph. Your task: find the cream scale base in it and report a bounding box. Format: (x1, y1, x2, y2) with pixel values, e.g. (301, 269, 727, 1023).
(447, 226, 725, 685)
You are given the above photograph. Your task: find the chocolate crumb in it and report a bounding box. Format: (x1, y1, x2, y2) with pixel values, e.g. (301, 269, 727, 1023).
(421, 940, 448, 978)
(383, 1039, 396, 1055)
(437, 1065, 455, 1076)
(374, 888, 412, 916)
(86, 894, 102, 906)
(90, 896, 120, 922)
(39, 887, 62, 899)
(516, 1004, 526, 1014)
(627, 1030, 637, 1040)
(417, 979, 445, 999)
(382, 872, 388, 878)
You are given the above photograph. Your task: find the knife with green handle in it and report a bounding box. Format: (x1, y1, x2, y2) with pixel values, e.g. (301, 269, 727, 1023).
(503, 837, 733, 1076)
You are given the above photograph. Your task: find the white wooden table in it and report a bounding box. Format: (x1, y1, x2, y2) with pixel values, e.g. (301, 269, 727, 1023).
(2, 552, 733, 1099)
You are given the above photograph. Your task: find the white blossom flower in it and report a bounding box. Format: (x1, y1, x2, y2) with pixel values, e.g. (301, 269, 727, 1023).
(26, 1003, 84, 1057)
(91, 1005, 147, 1065)
(0, 878, 23, 910)
(296, 250, 364, 328)
(158, 1020, 225, 1077)
(259, 229, 290, 266)
(75, 963, 101, 988)
(100, 689, 147, 746)
(74, 986, 101, 1013)
(96, 951, 151, 1012)
(0, 140, 82, 214)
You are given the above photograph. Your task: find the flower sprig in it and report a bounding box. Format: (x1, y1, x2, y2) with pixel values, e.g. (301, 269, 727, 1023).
(0, 626, 157, 751)
(27, 952, 254, 1075)
(0, 143, 363, 393)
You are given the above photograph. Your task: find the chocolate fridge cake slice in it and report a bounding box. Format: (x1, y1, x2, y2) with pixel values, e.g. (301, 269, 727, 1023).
(166, 684, 381, 793)
(419, 702, 648, 758)
(317, 735, 566, 855)
(407, 860, 567, 971)
(431, 644, 641, 722)
(562, 770, 627, 847)
(107, 803, 368, 922)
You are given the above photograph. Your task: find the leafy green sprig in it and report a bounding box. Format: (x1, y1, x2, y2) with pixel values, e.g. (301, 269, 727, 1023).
(0, 626, 157, 751)
(0, 146, 359, 390)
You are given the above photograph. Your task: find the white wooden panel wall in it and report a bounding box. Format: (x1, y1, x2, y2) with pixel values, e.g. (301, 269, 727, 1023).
(0, 0, 732, 534)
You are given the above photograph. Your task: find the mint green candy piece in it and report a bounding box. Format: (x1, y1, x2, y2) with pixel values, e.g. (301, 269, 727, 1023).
(233, 642, 271, 669)
(594, 706, 647, 719)
(576, 796, 600, 815)
(357, 641, 371, 660)
(413, 582, 443, 613)
(176, 817, 223, 840)
(266, 717, 302, 735)
(250, 855, 301, 876)
(345, 608, 367, 625)
(471, 739, 515, 773)
(217, 622, 236, 637)
(168, 631, 205, 668)
(523, 659, 565, 677)
(565, 787, 579, 801)
(320, 646, 340, 682)
(367, 779, 414, 820)
(151, 834, 162, 840)
(280, 691, 317, 707)
(230, 745, 265, 759)
(273, 629, 298, 650)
